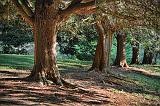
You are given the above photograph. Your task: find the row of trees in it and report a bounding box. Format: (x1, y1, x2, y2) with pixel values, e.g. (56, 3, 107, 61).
(89, 0, 160, 72)
(1, 15, 158, 65)
(0, 0, 159, 85)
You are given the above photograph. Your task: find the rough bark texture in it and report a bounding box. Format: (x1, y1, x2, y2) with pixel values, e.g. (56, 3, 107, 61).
(142, 48, 153, 64)
(89, 21, 113, 72)
(130, 43, 139, 64)
(114, 32, 128, 67)
(89, 22, 107, 72)
(12, 0, 96, 86)
(27, 1, 62, 85)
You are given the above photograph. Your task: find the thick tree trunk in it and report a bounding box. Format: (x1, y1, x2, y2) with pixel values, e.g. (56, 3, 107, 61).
(142, 48, 153, 64)
(130, 43, 139, 64)
(114, 32, 128, 67)
(89, 21, 113, 72)
(27, 1, 62, 85)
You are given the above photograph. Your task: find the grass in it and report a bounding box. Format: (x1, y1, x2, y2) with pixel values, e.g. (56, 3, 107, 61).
(0, 54, 160, 97)
(0, 54, 34, 69)
(0, 54, 91, 70)
(124, 72, 160, 93)
(131, 64, 160, 73)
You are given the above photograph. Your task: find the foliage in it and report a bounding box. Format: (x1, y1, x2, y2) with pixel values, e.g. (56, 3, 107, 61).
(0, 19, 33, 54)
(128, 28, 160, 64)
(58, 15, 98, 60)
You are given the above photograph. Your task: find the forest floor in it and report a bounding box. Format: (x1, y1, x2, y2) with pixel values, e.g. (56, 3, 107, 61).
(0, 55, 160, 106)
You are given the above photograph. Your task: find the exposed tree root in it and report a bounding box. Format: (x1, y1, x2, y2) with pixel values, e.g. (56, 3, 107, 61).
(26, 74, 84, 90)
(88, 66, 111, 73)
(61, 78, 77, 88)
(26, 73, 95, 94)
(61, 78, 96, 94)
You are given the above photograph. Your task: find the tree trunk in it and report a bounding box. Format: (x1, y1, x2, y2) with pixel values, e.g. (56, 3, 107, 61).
(130, 43, 139, 64)
(89, 21, 113, 72)
(152, 52, 159, 64)
(142, 48, 153, 64)
(114, 32, 128, 67)
(27, 1, 62, 85)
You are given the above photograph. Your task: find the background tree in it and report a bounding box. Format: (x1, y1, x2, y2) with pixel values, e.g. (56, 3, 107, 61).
(128, 28, 160, 64)
(130, 37, 139, 64)
(94, 0, 160, 69)
(114, 31, 128, 67)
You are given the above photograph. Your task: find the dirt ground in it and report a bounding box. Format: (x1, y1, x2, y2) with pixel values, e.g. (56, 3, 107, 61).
(0, 66, 160, 106)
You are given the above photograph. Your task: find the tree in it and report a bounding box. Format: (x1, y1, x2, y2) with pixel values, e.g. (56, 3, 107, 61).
(130, 38, 139, 64)
(142, 47, 153, 64)
(129, 28, 160, 64)
(88, 15, 114, 72)
(89, 21, 108, 72)
(9, 0, 96, 85)
(114, 32, 129, 67)
(92, 0, 160, 69)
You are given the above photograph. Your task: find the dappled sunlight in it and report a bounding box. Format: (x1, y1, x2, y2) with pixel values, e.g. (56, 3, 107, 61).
(1, 63, 160, 105)
(0, 69, 110, 105)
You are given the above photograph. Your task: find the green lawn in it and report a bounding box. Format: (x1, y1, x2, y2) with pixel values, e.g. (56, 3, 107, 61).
(0, 54, 160, 99)
(0, 54, 34, 69)
(0, 54, 92, 70)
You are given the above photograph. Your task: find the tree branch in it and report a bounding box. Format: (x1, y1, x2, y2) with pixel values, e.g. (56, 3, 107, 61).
(59, 0, 96, 21)
(11, 0, 34, 26)
(19, 0, 34, 17)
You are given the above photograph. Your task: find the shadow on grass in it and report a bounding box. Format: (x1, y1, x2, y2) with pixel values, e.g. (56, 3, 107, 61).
(0, 54, 160, 105)
(101, 67, 160, 97)
(0, 64, 160, 98)
(59, 66, 160, 97)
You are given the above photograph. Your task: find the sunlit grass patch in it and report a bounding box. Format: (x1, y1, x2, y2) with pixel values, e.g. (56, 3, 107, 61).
(0, 54, 34, 69)
(0, 54, 91, 70)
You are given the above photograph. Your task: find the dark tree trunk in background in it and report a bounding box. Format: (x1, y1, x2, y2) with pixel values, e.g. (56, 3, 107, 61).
(152, 52, 159, 64)
(114, 32, 128, 67)
(27, 1, 62, 85)
(142, 48, 153, 64)
(89, 21, 113, 72)
(130, 42, 139, 64)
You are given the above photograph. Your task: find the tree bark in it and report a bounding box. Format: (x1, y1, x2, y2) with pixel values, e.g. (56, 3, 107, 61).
(142, 48, 153, 64)
(152, 52, 159, 64)
(114, 32, 128, 67)
(12, 0, 96, 86)
(89, 21, 113, 72)
(130, 42, 139, 64)
(27, 1, 62, 85)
